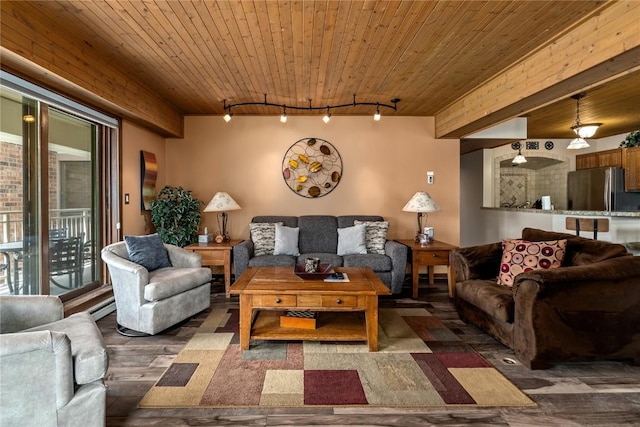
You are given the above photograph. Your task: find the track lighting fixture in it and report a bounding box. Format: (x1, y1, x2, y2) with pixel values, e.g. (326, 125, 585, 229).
(222, 95, 399, 123)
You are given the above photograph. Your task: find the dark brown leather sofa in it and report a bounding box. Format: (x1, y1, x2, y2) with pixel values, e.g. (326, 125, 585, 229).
(451, 227, 640, 369)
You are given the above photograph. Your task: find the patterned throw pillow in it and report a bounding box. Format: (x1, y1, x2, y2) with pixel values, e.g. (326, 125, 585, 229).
(250, 222, 281, 256)
(497, 239, 567, 286)
(353, 220, 389, 255)
(124, 233, 172, 272)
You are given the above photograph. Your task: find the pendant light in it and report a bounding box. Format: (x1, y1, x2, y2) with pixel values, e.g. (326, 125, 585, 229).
(512, 148, 527, 164)
(569, 94, 600, 145)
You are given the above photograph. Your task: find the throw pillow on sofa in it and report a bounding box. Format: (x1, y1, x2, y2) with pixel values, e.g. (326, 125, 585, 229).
(124, 233, 172, 271)
(250, 222, 282, 256)
(337, 224, 368, 255)
(354, 220, 389, 255)
(273, 224, 300, 256)
(497, 239, 567, 286)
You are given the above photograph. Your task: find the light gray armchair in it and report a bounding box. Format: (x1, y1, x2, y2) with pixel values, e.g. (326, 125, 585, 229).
(101, 240, 211, 336)
(0, 295, 108, 427)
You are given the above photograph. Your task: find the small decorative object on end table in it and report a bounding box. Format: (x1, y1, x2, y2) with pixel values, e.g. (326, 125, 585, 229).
(185, 240, 242, 298)
(396, 239, 458, 299)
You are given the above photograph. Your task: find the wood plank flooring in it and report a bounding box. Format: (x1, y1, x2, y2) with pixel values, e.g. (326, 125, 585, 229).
(100, 277, 640, 426)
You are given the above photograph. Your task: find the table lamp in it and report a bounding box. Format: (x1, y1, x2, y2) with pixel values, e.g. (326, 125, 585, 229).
(402, 191, 440, 243)
(203, 192, 241, 242)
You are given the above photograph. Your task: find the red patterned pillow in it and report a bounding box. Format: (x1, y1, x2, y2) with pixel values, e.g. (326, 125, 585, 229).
(497, 239, 567, 286)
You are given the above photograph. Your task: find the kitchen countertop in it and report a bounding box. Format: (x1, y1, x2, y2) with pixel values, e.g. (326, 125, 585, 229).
(482, 207, 640, 217)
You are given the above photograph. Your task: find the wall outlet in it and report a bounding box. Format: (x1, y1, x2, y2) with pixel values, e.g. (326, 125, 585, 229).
(427, 171, 434, 184)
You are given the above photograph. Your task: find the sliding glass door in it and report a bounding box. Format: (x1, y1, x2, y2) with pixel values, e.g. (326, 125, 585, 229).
(1, 73, 118, 298)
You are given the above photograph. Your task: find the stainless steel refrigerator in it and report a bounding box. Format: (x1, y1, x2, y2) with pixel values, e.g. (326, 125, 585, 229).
(567, 167, 640, 211)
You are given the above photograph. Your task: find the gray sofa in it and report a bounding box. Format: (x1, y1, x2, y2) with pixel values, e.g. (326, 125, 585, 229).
(233, 215, 408, 294)
(0, 295, 108, 427)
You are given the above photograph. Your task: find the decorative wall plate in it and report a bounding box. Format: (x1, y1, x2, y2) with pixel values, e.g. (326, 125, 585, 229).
(526, 140, 539, 150)
(282, 137, 342, 198)
(545, 140, 554, 150)
(511, 141, 521, 150)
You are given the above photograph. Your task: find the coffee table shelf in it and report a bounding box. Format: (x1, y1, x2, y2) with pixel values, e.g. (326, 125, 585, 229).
(251, 311, 367, 342)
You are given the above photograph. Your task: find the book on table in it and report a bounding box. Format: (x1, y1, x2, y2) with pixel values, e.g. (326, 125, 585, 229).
(280, 310, 317, 329)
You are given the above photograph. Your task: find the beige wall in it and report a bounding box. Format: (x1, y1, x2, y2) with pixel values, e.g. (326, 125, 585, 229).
(121, 120, 167, 236)
(166, 116, 460, 245)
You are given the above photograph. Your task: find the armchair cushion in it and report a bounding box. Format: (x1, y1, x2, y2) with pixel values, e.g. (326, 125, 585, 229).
(145, 267, 213, 301)
(25, 312, 109, 385)
(124, 233, 171, 271)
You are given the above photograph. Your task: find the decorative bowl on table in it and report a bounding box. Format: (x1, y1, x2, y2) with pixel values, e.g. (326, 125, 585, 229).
(294, 263, 334, 280)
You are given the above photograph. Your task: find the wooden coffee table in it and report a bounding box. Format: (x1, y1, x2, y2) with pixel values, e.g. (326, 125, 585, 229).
(229, 266, 391, 351)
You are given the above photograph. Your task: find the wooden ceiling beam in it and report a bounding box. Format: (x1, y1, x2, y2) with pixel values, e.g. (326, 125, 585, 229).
(435, 1, 640, 140)
(0, 1, 183, 137)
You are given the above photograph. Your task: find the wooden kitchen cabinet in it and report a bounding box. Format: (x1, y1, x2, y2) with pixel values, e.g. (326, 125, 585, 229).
(623, 146, 640, 191)
(576, 148, 622, 170)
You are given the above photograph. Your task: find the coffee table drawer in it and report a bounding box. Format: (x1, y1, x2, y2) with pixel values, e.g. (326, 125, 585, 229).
(254, 295, 297, 307)
(321, 295, 357, 307)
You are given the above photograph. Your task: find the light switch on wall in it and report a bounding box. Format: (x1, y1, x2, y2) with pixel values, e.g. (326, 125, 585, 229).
(427, 171, 434, 184)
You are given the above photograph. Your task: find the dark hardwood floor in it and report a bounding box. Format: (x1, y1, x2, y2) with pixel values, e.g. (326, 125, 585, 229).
(100, 277, 640, 426)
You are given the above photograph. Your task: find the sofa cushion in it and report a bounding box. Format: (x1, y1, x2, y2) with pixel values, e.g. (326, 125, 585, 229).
(456, 279, 514, 323)
(25, 312, 108, 385)
(521, 227, 629, 266)
(343, 253, 392, 271)
(273, 224, 300, 256)
(250, 222, 280, 256)
(354, 220, 389, 255)
(249, 254, 297, 267)
(298, 216, 338, 254)
(497, 239, 566, 286)
(145, 267, 212, 301)
(124, 233, 171, 271)
(337, 224, 367, 255)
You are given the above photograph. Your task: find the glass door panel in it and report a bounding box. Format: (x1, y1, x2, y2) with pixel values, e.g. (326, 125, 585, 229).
(0, 88, 41, 295)
(48, 109, 98, 296)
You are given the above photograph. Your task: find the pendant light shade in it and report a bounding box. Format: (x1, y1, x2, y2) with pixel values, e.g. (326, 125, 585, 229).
(512, 148, 527, 164)
(567, 137, 590, 150)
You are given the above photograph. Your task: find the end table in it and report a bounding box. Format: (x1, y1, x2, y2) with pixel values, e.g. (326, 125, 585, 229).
(185, 240, 242, 298)
(395, 239, 458, 299)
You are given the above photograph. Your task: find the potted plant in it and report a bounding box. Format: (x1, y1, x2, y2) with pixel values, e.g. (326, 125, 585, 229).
(150, 185, 202, 247)
(620, 130, 640, 148)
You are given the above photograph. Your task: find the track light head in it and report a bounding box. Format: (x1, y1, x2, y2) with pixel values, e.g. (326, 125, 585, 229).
(280, 108, 287, 123)
(374, 105, 381, 121)
(223, 110, 232, 122)
(323, 109, 331, 124)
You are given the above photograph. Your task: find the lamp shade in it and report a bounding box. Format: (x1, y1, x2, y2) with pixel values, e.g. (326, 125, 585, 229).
(204, 192, 241, 212)
(402, 192, 440, 212)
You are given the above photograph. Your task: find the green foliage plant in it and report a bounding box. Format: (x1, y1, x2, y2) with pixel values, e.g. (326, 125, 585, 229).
(620, 131, 640, 148)
(150, 185, 202, 247)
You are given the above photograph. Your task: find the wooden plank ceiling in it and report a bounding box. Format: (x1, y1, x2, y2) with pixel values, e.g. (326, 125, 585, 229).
(2, 0, 639, 148)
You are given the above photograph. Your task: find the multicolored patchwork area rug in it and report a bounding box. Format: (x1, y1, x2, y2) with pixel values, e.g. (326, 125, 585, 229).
(139, 307, 534, 408)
